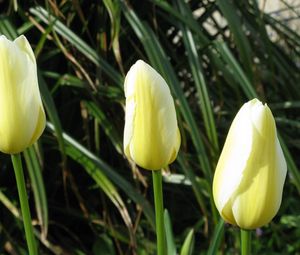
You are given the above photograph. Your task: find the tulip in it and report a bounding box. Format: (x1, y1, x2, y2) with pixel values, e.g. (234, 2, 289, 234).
(123, 60, 181, 170)
(213, 98, 287, 229)
(0, 35, 45, 154)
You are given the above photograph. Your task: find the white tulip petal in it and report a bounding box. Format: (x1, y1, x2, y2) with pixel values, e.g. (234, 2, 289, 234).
(123, 60, 180, 170)
(0, 35, 45, 153)
(213, 98, 287, 229)
(213, 102, 254, 212)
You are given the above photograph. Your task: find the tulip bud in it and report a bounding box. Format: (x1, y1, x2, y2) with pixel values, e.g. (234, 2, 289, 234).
(212, 98, 287, 229)
(0, 35, 45, 154)
(123, 60, 181, 170)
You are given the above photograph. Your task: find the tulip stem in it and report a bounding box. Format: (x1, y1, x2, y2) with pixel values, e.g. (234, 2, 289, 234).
(11, 154, 38, 255)
(241, 229, 251, 255)
(152, 170, 166, 255)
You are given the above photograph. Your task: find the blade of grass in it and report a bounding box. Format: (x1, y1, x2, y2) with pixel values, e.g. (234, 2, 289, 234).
(278, 135, 300, 192)
(152, 0, 241, 103)
(176, 0, 219, 154)
(151, 0, 209, 46)
(0, 16, 18, 39)
(213, 40, 257, 99)
(0, 190, 68, 254)
(216, 0, 254, 83)
(83, 101, 123, 155)
(23, 146, 48, 240)
(180, 229, 194, 255)
(38, 71, 66, 161)
(270, 101, 300, 110)
(177, 154, 213, 225)
(29, 6, 123, 87)
(207, 219, 225, 255)
(53, 124, 136, 248)
(164, 209, 176, 255)
(103, 0, 124, 74)
(46, 122, 155, 229)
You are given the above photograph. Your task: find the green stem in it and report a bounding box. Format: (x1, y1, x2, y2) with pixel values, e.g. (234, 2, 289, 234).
(152, 170, 166, 255)
(241, 229, 251, 255)
(11, 154, 38, 255)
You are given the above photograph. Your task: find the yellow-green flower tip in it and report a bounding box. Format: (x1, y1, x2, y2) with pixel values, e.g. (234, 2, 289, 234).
(0, 35, 45, 154)
(123, 60, 181, 170)
(212, 98, 287, 229)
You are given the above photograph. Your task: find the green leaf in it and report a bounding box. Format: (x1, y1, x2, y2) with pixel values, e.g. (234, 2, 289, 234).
(207, 219, 225, 255)
(103, 0, 124, 74)
(216, 0, 254, 82)
(46, 122, 155, 229)
(83, 100, 123, 154)
(0, 16, 18, 39)
(164, 210, 176, 255)
(38, 71, 66, 161)
(214, 40, 256, 99)
(23, 146, 48, 239)
(92, 234, 116, 255)
(29, 6, 124, 87)
(180, 228, 194, 255)
(176, 0, 219, 154)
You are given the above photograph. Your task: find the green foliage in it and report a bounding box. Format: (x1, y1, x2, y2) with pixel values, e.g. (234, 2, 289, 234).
(1, 0, 300, 254)
(180, 228, 195, 255)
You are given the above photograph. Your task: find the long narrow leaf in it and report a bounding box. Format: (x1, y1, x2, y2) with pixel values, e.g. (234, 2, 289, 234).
(216, 0, 254, 82)
(83, 101, 123, 155)
(214, 41, 257, 99)
(29, 6, 123, 87)
(176, 0, 219, 154)
(180, 229, 194, 255)
(38, 72, 66, 160)
(207, 219, 225, 255)
(23, 146, 48, 239)
(164, 210, 177, 255)
(46, 122, 155, 229)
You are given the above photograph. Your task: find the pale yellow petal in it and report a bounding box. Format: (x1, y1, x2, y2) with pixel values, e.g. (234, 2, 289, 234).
(213, 99, 287, 229)
(213, 101, 254, 217)
(29, 106, 46, 146)
(0, 35, 45, 153)
(168, 128, 181, 164)
(123, 60, 180, 170)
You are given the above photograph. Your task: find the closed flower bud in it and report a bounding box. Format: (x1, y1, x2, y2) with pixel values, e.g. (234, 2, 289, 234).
(213, 98, 287, 229)
(0, 35, 45, 154)
(123, 60, 181, 170)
